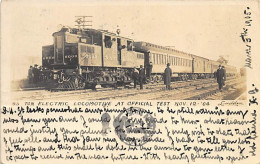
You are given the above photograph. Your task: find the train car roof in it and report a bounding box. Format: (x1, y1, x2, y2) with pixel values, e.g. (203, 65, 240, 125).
(191, 54, 210, 61)
(134, 41, 194, 58)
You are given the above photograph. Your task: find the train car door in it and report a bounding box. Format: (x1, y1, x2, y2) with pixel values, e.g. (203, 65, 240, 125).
(117, 38, 121, 65)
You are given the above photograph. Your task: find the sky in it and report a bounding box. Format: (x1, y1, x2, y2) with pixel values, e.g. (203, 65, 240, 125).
(1, 0, 260, 80)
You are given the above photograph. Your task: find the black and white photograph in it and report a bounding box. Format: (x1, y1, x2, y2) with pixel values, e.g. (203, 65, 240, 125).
(2, 1, 250, 101)
(1, 1, 260, 164)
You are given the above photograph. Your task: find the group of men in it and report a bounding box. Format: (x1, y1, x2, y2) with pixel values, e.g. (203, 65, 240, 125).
(132, 65, 145, 89)
(132, 63, 227, 92)
(132, 63, 172, 90)
(28, 64, 42, 83)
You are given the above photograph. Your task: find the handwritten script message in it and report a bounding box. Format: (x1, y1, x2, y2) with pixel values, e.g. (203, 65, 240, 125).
(1, 101, 257, 163)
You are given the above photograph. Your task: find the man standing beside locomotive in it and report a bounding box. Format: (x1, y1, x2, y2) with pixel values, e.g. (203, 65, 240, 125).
(139, 65, 145, 90)
(164, 63, 172, 90)
(216, 65, 225, 91)
(132, 67, 139, 88)
(146, 61, 153, 80)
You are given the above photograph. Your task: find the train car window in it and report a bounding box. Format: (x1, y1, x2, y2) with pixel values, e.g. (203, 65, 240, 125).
(127, 41, 133, 51)
(162, 55, 164, 64)
(163, 55, 165, 64)
(104, 35, 112, 48)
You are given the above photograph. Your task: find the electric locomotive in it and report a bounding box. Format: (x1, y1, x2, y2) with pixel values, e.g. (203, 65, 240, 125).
(42, 27, 144, 90)
(31, 25, 237, 90)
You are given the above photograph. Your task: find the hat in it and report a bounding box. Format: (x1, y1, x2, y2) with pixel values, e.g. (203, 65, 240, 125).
(34, 64, 38, 67)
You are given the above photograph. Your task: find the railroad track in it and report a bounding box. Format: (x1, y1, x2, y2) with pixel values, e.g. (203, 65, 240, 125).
(12, 76, 244, 101)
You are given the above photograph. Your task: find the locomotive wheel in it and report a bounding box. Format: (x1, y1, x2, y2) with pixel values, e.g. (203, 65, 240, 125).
(55, 75, 85, 90)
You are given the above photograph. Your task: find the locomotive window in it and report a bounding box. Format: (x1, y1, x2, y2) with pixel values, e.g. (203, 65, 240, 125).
(66, 35, 79, 43)
(80, 38, 87, 43)
(104, 35, 112, 48)
(127, 41, 133, 51)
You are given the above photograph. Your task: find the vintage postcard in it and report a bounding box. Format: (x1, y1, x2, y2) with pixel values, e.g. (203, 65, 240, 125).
(1, 0, 260, 163)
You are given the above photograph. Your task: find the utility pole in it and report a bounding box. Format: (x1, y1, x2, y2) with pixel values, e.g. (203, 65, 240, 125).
(75, 16, 93, 29)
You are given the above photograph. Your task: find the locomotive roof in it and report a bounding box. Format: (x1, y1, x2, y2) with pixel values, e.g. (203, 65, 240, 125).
(54, 27, 133, 41)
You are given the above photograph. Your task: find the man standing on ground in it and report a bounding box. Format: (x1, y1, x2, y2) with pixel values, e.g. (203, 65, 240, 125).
(216, 65, 224, 91)
(132, 67, 139, 88)
(164, 63, 172, 90)
(139, 65, 145, 90)
(146, 62, 153, 80)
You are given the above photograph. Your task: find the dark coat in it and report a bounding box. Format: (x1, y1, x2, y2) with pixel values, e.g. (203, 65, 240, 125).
(222, 68, 226, 81)
(216, 68, 224, 84)
(132, 71, 139, 80)
(139, 68, 145, 80)
(164, 67, 172, 85)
